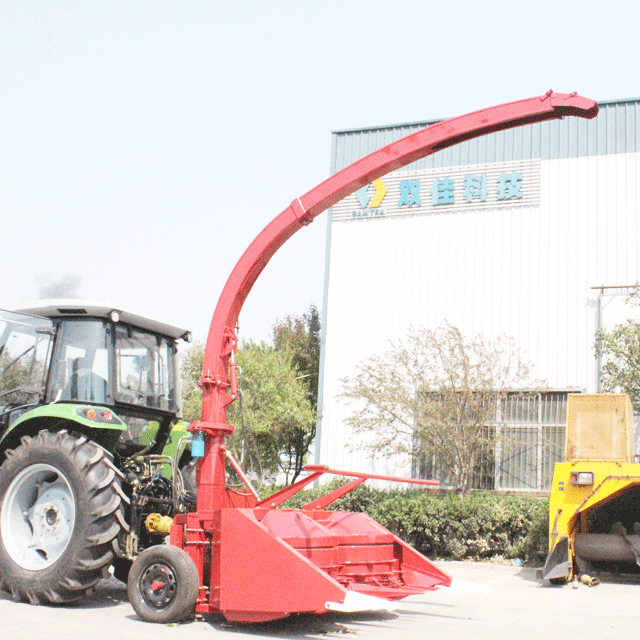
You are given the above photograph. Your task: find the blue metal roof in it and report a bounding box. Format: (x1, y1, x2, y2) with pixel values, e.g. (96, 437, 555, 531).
(331, 98, 640, 173)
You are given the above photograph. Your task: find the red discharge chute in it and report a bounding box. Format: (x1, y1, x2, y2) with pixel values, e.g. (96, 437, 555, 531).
(199, 91, 597, 427)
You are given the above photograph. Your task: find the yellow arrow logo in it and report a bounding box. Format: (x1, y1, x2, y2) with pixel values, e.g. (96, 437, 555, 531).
(368, 178, 387, 208)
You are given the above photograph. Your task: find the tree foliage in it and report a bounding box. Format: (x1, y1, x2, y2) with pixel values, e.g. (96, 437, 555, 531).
(339, 322, 532, 496)
(0, 329, 49, 405)
(272, 305, 321, 410)
(268, 305, 322, 481)
(0, 350, 40, 404)
(180, 305, 321, 484)
(180, 342, 205, 423)
(595, 286, 640, 407)
(227, 341, 315, 483)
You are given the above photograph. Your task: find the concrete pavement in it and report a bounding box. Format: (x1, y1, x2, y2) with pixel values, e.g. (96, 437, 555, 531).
(0, 561, 636, 639)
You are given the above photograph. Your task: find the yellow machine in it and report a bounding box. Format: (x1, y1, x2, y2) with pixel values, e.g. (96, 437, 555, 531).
(543, 393, 640, 582)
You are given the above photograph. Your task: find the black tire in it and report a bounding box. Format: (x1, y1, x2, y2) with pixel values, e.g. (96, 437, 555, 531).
(127, 545, 199, 623)
(0, 429, 127, 604)
(112, 557, 132, 584)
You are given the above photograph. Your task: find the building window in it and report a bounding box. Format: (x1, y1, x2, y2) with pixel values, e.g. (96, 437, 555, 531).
(416, 391, 570, 493)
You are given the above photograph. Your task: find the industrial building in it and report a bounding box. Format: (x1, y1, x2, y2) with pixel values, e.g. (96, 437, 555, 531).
(316, 97, 640, 491)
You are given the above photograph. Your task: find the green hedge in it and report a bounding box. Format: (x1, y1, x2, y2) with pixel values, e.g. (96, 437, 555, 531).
(268, 483, 549, 565)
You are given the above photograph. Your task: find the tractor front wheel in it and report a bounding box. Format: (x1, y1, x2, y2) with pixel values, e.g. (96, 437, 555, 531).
(127, 545, 199, 623)
(0, 430, 126, 604)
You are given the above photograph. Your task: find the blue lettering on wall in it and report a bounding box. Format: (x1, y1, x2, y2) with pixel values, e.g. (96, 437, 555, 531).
(497, 171, 523, 200)
(398, 180, 422, 207)
(464, 174, 487, 202)
(432, 177, 455, 205)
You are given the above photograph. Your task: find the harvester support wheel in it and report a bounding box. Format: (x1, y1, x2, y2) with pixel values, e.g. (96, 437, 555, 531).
(0, 429, 126, 604)
(127, 545, 199, 624)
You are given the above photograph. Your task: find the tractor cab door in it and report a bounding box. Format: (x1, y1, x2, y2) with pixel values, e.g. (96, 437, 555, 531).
(48, 319, 112, 405)
(0, 310, 55, 427)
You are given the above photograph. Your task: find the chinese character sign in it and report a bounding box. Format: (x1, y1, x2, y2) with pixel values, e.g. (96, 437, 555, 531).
(497, 171, 523, 200)
(337, 160, 537, 222)
(432, 177, 455, 205)
(398, 180, 422, 207)
(464, 174, 487, 203)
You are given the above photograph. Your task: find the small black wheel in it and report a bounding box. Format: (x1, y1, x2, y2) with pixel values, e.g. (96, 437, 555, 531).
(127, 545, 199, 624)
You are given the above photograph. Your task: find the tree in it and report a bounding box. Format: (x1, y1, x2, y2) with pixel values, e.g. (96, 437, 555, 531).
(0, 350, 42, 405)
(339, 322, 532, 496)
(229, 342, 316, 483)
(272, 305, 321, 409)
(180, 342, 205, 422)
(595, 286, 640, 408)
(269, 305, 322, 481)
(180, 339, 316, 484)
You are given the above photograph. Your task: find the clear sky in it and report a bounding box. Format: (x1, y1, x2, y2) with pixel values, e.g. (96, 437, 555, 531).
(1, 0, 638, 345)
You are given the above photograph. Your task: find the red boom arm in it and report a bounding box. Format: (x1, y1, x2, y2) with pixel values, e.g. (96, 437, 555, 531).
(191, 92, 597, 513)
(199, 90, 597, 426)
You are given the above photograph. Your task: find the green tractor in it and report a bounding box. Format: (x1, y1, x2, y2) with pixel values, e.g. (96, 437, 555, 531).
(0, 301, 196, 604)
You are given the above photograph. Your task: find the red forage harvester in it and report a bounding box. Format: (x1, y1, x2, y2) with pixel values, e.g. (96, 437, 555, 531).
(127, 91, 598, 624)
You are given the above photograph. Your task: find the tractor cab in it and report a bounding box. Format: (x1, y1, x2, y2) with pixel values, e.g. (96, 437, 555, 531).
(0, 301, 191, 452)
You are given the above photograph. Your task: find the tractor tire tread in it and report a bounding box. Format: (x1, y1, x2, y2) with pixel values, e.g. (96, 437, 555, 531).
(0, 430, 125, 605)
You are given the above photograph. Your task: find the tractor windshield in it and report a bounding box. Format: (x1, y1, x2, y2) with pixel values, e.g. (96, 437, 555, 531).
(0, 310, 54, 407)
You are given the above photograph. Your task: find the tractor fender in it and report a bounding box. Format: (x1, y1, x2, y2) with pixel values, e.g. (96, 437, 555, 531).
(0, 403, 126, 455)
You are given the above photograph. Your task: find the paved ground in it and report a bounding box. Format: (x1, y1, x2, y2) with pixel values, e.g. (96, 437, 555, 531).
(0, 561, 637, 639)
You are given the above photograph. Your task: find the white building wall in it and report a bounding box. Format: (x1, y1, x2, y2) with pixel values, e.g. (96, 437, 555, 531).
(318, 152, 640, 477)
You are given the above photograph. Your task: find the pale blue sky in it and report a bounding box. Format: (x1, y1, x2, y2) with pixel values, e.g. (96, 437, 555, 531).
(1, 0, 638, 344)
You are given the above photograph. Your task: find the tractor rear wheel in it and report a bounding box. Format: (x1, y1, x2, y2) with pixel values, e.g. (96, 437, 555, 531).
(127, 545, 199, 623)
(0, 429, 126, 604)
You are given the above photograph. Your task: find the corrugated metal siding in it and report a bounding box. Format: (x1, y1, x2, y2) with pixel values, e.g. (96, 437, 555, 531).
(317, 97, 640, 484)
(331, 99, 640, 172)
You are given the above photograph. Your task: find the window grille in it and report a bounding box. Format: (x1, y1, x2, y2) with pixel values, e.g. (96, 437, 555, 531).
(416, 391, 570, 492)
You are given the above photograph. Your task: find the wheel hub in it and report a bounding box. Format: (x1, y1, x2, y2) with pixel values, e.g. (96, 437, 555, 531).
(1, 464, 76, 570)
(140, 563, 177, 609)
(44, 506, 60, 528)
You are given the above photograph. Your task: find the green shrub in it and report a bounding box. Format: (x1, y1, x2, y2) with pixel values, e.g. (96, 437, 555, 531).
(266, 484, 549, 565)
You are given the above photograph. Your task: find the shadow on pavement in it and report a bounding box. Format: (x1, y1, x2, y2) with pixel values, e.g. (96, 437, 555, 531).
(67, 577, 128, 609)
(119, 609, 400, 636)
(0, 576, 128, 610)
(203, 610, 399, 637)
(517, 563, 640, 588)
(515, 566, 544, 584)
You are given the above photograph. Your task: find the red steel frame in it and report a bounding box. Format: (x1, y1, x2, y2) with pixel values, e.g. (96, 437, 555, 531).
(181, 92, 598, 619)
